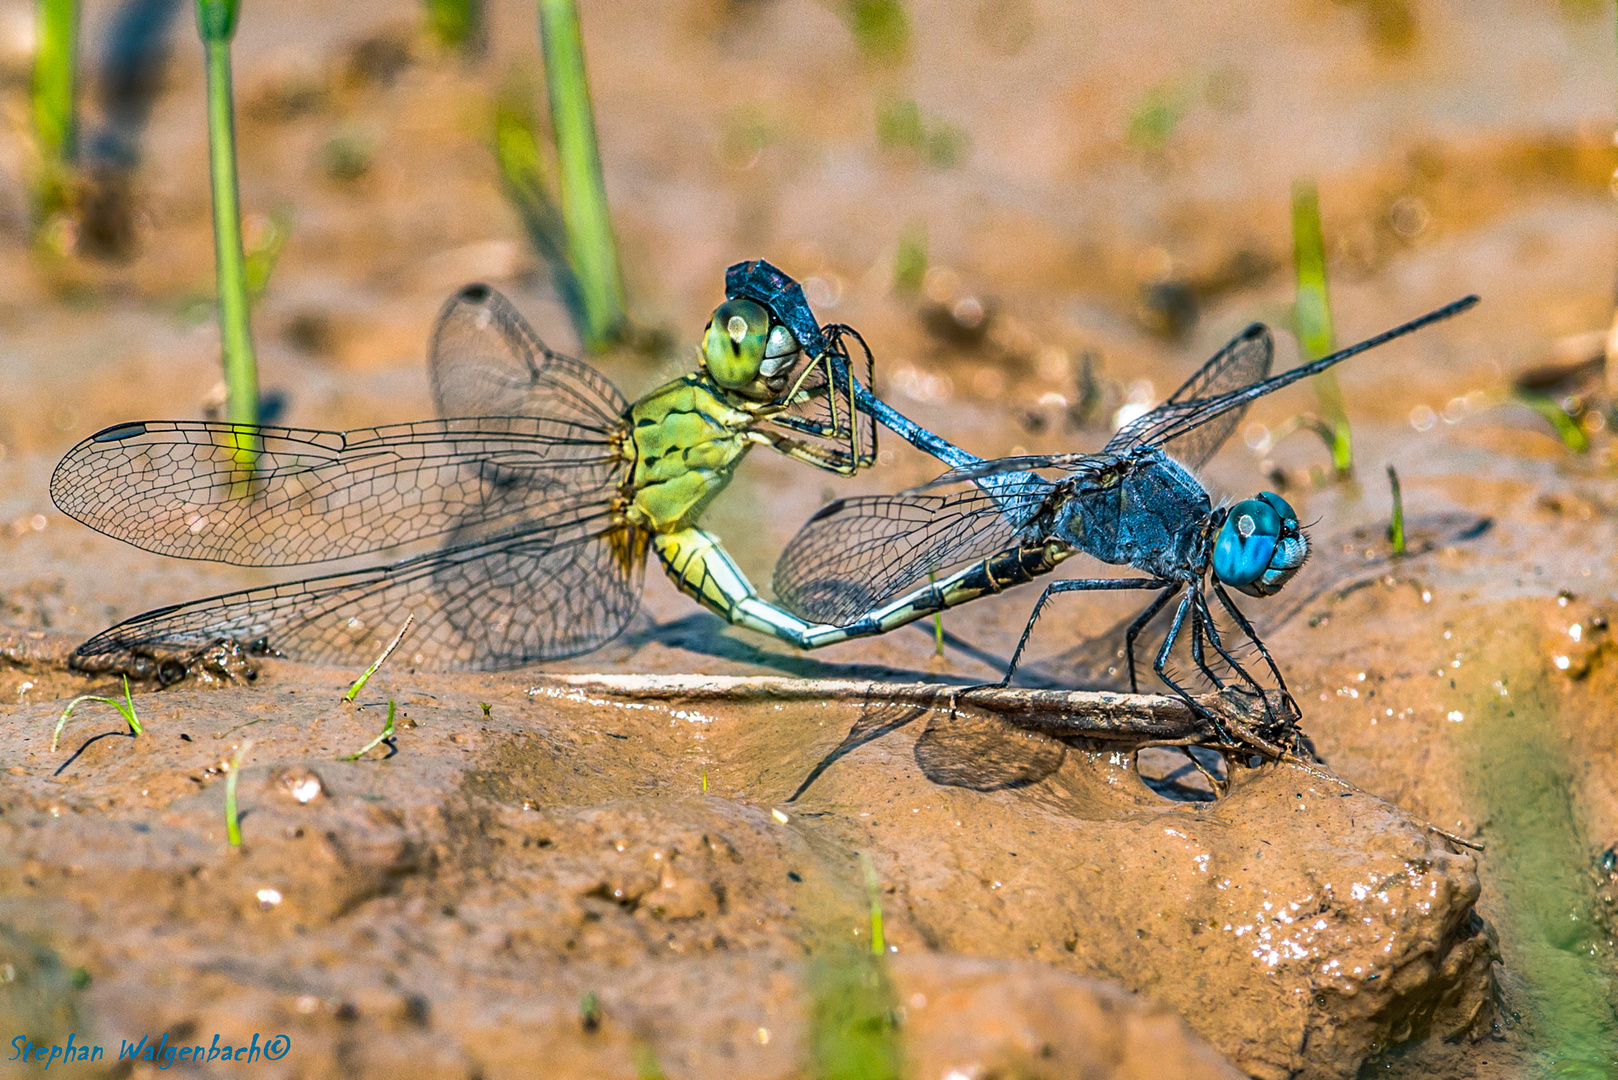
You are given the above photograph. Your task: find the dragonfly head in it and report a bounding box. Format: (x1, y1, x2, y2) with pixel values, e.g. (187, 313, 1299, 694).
(702, 298, 803, 399)
(1212, 492, 1308, 597)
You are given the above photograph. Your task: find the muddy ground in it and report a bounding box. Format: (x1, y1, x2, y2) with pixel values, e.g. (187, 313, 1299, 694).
(3, 0, 1618, 1077)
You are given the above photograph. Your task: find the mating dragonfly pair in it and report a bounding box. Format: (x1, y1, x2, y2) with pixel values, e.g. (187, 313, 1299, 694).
(52, 259, 1476, 730)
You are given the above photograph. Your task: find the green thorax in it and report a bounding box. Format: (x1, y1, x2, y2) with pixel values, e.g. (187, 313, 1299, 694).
(625, 371, 761, 533)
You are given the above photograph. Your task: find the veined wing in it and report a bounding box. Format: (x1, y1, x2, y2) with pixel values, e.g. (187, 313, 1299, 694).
(74, 511, 649, 671)
(50, 417, 626, 566)
(1104, 296, 1479, 462)
(431, 283, 628, 424)
(901, 327, 1274, 491)
(1104, 323, 1274, 469)
(772, 474, 1053, 625)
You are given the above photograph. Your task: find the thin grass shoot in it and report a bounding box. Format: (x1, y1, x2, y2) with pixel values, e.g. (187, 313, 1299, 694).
(579, 990, 601, 1033)
(31, 0, 78, 231)
(344, 612, 415, 702)
(424, 0, 478, 51)
(1516, 390, 1590, 453)
(1291, 179, 1353, 477)
(53, 676, 141, 752)
(1386, 464, 1406, 556)
(860, 852, 885, 955)
(339, 700, 397, 762)
(224, 738, 252, 847)
(195, 0, 258, 434)
(537, 0, 626, 351)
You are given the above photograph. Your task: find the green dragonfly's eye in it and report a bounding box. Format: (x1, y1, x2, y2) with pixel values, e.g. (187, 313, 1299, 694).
(703, 299, 770, 389)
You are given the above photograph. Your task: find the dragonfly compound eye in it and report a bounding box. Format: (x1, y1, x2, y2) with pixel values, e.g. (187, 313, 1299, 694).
(1214, 492, 1307, 597)
(703, 298, 770, 389)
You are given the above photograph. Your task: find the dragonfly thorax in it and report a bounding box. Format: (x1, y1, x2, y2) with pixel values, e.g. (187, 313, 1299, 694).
(1049, 449, 1212, 580)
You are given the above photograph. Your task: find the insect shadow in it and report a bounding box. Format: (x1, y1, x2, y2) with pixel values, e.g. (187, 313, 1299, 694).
(788, 695, 1067, 803)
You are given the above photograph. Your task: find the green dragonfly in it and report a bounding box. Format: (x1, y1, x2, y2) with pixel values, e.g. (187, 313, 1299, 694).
(51, 261, 936, 679)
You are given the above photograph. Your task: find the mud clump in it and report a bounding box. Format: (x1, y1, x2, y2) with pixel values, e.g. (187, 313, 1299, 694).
(0, 673, 1498, 1080)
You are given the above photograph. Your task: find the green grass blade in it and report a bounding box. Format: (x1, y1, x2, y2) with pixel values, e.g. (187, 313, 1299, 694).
(928, 572, 944, 657)
(1516, 390, 1590, 453)
(1291, 179, 1352, 477)
(196, 0, 258, 433)
(52, 677, 140, 751)
(1386, 464, 1405, 555)
(494, 73, 572, 287)
(860, 853, 885, 955)
(224, 738, 251, 847)
(537, 0, 625, 352)
(344, 613, 414, 702)
(339, 700, 398, 762)
(31, 0, 78, 225)
(425, 0, 478, 51)
(807, 947, 901, 1080)
(893, 222, 926, 294)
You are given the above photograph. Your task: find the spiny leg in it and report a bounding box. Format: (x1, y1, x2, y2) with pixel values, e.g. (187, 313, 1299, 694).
(1210, 580, 1297, 715)
(1153, 589, 1234, 745)
(1124, 585, 1179, 694)
(984, 577, 1171, 691)
(1188, 597, 1226, 692)
(1193, 586, 1275, 724)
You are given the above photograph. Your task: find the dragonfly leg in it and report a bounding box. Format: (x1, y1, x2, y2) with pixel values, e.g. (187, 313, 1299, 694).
(1124, 586, 1180, 694)
(1188, 596, 1226, 692)
(1153, 589, 1234, 744)
(1209, 581, 1297, 716)
(1193, 587, 1273, 720)
(988, 577, 1173, 689)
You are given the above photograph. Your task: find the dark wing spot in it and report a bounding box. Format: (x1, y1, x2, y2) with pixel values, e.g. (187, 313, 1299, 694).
(93, 422, 147, 442)
(807, 499, 850, 524)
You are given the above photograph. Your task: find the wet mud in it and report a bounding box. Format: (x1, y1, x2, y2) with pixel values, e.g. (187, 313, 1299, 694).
(4, 0, 1618, 1077)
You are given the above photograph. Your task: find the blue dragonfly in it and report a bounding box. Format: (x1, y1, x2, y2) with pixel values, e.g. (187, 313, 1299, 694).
(771, 293, 1479, 731)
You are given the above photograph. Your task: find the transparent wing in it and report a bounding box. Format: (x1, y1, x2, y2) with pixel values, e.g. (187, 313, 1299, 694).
(1102, 296, 1479, 464)
(772, 475, 1053, 624)
(73, 513, 649, 671)
(50, 417, 626, 566)
(1103, 324, 1273, 469)
(430, 283, 628, 424)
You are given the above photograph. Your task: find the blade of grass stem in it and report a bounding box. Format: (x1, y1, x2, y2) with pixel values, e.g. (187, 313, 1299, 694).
(425, 0, 478, 51)
(1516, 390, 1589, 453)
(339, 700, 397, 762)
(196, 0, 258, 437)
(344, 612, 414, 702)
(926, 572, 943, 656)
(1386, 464, 1406, 555)
(1291, 179, 1352, 477)
(860, 853, 885, 956)
(31, 0, 78, 226)
(224, 737, 251, 847)
(52, 676, 140, 752)
(494, 75, 572, 290)
(537, 0, 625, 351)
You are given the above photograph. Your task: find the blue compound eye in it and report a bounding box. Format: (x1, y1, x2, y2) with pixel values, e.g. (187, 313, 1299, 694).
(1213, 498, 1283, 589)
(1255, 491, 1296, 524)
